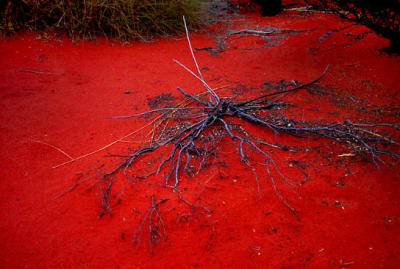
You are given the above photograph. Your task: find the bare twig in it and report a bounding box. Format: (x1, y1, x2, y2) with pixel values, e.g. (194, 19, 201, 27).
(181, 16, 219, 103)
(19, 69, 58, 75)
(228, 29, 275, 36)
(32, 140, 74, 160)
(133, 195, 168, 255)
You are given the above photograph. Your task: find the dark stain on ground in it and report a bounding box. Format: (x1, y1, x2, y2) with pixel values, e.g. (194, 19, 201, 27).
(147, 93, 177, 109)
(261, 79, 297, 91)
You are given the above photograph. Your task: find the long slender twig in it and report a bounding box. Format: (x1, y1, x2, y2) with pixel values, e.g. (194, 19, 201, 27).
(236, 64, 330, 106)
(19, 69, 59, 75)
(32, 140, 74, 160)
(182, 16, 219, 103)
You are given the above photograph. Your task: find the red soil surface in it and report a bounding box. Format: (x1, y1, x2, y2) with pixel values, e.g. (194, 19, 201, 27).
(1, 5, 400, 269)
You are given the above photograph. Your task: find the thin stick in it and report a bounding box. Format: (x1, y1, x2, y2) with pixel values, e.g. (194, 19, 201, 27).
(182, 16, 205, 84)
(19, 69, 58, 75)
(181, 16, 219, 102)
(228, 29, 275, 36)
(237, 64, 330, 106)
(52, 120, 158, 168)
(173, 58, 216, 98)
(33, 140, 74, 160)
(105, 106, 208, 119)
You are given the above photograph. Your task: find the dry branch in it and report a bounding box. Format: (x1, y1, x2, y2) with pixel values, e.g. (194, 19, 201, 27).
(133, 195, 168, 255)
(64, 16, 399, 253)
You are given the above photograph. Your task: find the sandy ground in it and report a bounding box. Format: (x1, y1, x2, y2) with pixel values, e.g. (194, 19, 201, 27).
(1, 5, 400, 269)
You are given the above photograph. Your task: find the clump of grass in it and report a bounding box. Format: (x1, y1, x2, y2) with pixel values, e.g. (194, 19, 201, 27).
(0, 0, 205, 41)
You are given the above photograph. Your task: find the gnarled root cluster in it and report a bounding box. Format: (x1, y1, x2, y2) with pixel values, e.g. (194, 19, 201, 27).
(93, 17, 399, 252)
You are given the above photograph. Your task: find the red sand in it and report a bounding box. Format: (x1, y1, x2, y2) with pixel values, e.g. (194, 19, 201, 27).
(1, 6, 400, 269)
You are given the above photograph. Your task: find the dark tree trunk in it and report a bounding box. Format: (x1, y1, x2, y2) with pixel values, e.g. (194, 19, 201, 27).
(256, 0, 282, 16)
(389, 34, 400, 53)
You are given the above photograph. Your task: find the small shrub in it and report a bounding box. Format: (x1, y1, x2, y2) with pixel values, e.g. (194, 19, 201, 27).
(0, 0, 205, 41)
(306, 0, 400, 52)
